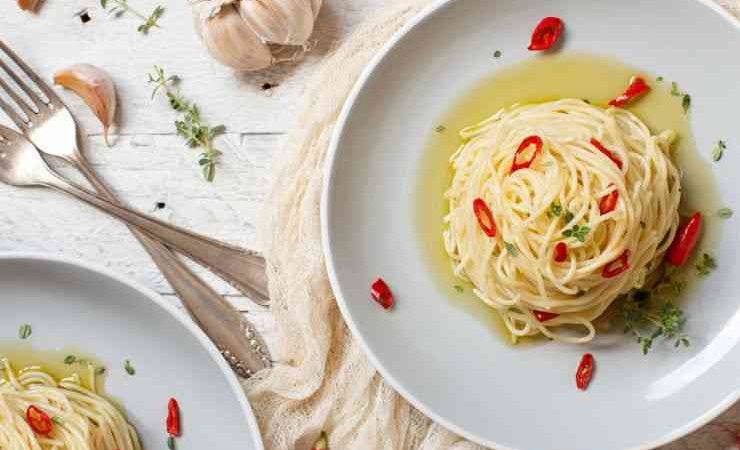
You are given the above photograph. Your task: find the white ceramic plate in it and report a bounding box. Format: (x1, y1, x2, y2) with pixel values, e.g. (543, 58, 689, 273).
(0, 253, 264, 450)
(322, 1, 740, 450)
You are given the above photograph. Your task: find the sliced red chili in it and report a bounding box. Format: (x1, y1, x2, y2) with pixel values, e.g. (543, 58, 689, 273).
(473, 198, 497, 237)
(26, 405, 53, 436)
(602, 250, 630, 278)
(371, 278, 394, 310)
(534, 310, 559, 322)
(590, 138, 623, 170)
(599, 186, 619, 215)
(166, 398, 181, 437)
(666, 213, 702, 267)
(575, 353, 595, 390)
(511, 135, 543, 173)
(553, 242, 568, 263)
(608, 76, 650, 108)
(527, 17, 564, 51)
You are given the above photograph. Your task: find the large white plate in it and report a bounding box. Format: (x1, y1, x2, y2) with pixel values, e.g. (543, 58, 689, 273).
(322, 1, 740, 450)
(0, 253, 264, 450)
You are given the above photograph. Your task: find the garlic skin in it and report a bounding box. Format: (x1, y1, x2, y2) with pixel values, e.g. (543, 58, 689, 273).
(238, 0, 315, 46)
(193, 2, 273, 71)
(192, 0, 322, 71)
(53, 64, 117, 147)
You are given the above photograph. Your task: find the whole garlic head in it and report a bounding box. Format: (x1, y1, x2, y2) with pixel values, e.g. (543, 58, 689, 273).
(192, 0, 322, 71)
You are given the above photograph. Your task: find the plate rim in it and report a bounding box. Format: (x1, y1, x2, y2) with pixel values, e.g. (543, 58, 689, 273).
(320, 1, 740, 449)
(0, 251, 265, 450)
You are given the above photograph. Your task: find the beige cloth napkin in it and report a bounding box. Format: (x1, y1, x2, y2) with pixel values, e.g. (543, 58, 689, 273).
(246, 1, 740, 449)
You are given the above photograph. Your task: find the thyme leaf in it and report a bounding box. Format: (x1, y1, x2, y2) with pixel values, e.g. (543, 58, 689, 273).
(101, 0, 164, 34)
(18, 324, 32, 340)
(148, 66, 225, 182)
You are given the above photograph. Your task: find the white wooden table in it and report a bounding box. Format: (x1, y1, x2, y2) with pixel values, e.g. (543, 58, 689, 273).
(1, 1, 738, 449)
(0, 0, 382, 346)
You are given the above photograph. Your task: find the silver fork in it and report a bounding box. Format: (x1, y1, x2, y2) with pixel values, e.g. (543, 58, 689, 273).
(0, 41, 271, 377)
(0, 41, 269, 307)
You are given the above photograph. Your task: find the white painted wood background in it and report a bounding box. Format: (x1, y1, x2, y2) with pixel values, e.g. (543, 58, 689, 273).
(0, 1, 738, 449)
(0, 0, 387, 342)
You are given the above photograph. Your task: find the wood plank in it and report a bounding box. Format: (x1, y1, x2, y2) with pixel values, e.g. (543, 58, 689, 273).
(0, 0, 384, 136)
(0, 133, 279, 299)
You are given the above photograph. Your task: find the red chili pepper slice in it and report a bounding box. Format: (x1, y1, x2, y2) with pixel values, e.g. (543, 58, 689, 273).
(26, 405, 53, 436)
(590, 138, 623, 170)
(371, 278, 394, 310)
(608, 76, 650, 108)
(527, 17, 564, 51)
(473, 198, 497, 237)
(510, 135, 543, 173)
(599, 186, 619, 215)
(602, 250, 630, 278)
(666, 213, 702, 267)
(166, 398, 181, 437)
(534, 310, 559, 322)
(575, 353, 595, 390)
(553, 242, 568, 263)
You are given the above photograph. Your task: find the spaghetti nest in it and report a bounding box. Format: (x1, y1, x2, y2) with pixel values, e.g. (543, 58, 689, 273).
(0, 358, 141, 450)
(443, 99, 681, 343)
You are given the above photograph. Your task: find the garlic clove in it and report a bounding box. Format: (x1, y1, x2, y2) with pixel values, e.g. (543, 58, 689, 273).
(193, 3, 273, 71)
(53, 64, 117, 147)
(17, 0, 41, 12)
(238, 0, 315, 46)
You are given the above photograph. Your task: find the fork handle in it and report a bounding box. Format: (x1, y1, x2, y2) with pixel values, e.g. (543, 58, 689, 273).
(75, 160, 271, 377)
(43, 174, 270, 306)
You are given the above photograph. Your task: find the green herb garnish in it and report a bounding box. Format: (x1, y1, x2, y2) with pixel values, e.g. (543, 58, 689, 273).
(148, 66, 225, 182)
(453, 285, 464, 294)
(100, 0, 164, 34)
(435, 125, 446, 133)
(18, 324, 32, 340)
(95, 366, 107, 375)
(670, 82, 691, 114)
(504, 242, 519, 256)
(52, 416, 64, 425)
(563, 224, 590, 243)
(696, 253, 717, 276)
(64, 355, 77, 365)
(167, 436, 176, 450)
(718, 207, 733, 219)
(548, 202, 562, 218)
(493, 50, 502, 58)
(656, 76, 664, 82)
(713, 140, 727, 162)
(124, 359, 136, 376)
(621, 295, 689, 355)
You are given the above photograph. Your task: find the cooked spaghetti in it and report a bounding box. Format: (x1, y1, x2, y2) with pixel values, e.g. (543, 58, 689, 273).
(443, 99, 681, 343)
(0, 358, 141, 450)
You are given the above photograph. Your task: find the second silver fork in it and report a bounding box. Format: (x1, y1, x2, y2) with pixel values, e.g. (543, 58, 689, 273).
(0, 40, 272, 377)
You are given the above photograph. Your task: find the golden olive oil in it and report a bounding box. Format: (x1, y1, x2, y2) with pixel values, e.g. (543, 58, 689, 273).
(0, 342, 105, 390)
(416, 52, 723, 342)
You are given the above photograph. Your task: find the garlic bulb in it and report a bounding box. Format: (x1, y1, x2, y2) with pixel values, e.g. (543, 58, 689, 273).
(53, 64, 117, 146)
(191, 0, 322, 71)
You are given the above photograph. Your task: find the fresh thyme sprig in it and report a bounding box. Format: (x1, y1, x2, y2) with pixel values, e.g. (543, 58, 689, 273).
(563, 224, 590, 242)
(101, 0, 165, 34)
(621, 291, 690, 355)
(148, 66, 226, 182)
